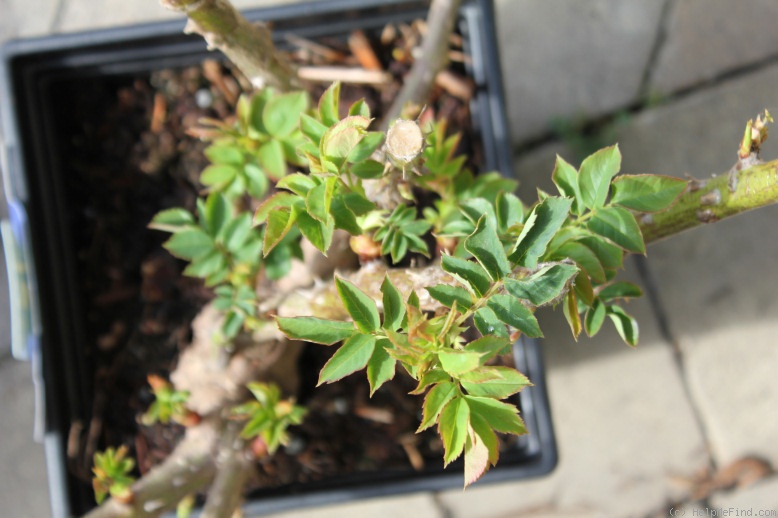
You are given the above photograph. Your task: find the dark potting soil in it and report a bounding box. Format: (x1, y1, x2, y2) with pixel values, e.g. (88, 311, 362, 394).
(49, 24, 517, 497)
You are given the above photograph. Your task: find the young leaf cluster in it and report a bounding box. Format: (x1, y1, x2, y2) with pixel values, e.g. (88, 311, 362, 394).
(231, 382, 307, 454)
(199, 89, 310, 199)
(141, 374, 197, 427)
(151, 193, 266, 339)
(366, 204, 431, 263)
(253, 82, 385, 258)
(92, 446, 136, 505)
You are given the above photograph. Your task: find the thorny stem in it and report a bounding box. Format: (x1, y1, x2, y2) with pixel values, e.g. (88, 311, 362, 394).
(640, 157, 778, 243)
(159, 0, 298, 90)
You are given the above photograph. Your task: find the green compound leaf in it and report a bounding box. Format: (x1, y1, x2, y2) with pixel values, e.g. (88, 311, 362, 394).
(330, 195, 362, 235)
(473, 307, 509, 338)
(342, 192, 375, 216)
(439, 396, 470, 466)
(464, 216, 511, 281)
(219, 211, 252, 249)
(486, 294, 542, 338)
(300, 113, 328, 146)
(564, 290, 582, 340)
(495, 191, 525, 234)
(578, 144, 621, 210)
(610, 174, 687, 212)
(347, 131, 384, 164)
(579, 235, 624, 273)
(149, 207, 196, 232)
(584, 298, 607, 337)
(441, 254, 492, 297)
(264, 231, 302, 281)
(249, 88, 274, 134)
(381, 276, 405, 332)
(419, 381, 458, 432)
(257, 139, 287, 180)
(318, 81, 341, 127)
(321, 116, 371, 169)
(599, 281, 644, 301)
(336, 277, 381, 333)
(276, 316, 354, 345)
(411, 369, 450, 395)
(465, 409, 500, 487)
(163, 228, 214, 261)
(588, 206, 646, 254)
(205, 144, 244, 165)
(426, 284, 473, 310)
(464, 396, 526, 436)
(573, 269, 595, 306)
(552, 154, 584, 215)
(460, 198, 497, 229)
(305, 177, 336, 223)
(350, 159, 386, 179)
(254, 192, 298, 225)
(263, 91, 309, 138)
(367, 339, 396, 395)
(222, 310, 245, 340)
(464, 335, 511, 360)
(348, 98, 371, 118)
(318, 333, 376, 385)
(510, 196, 572, 268)
(504, 263, 579, 306)
(244, 163, 270, 200)
(439, 350, 482, 377)
(263, 208, 297, 256)
(183, 248, 226, 280)
(607, 304, 639, 346)
(200, 164, 238, 189)
(551, 241, 606, 284)
(461, 366, 531, 399)
(296, 210, 334, 254)
(276, 173, 316, 197)
(204, 193, 231, 236)
(232, 232, 263, 264)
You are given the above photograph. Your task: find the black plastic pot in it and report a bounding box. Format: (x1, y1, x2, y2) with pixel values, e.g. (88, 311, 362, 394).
(0, 1, 556, 516)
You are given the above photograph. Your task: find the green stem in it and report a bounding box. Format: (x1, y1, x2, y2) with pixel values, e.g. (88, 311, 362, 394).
(640, 158, 778, 244)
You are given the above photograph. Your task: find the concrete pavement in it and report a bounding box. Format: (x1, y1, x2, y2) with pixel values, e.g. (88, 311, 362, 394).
(2, 0, 777, 516)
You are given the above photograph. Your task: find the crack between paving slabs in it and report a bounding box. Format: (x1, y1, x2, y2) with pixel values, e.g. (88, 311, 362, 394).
(48, 0, 68, 33)
(632, 255, 717, 470)
(432, 492, 454, 518)
(636, 0, 676, 101)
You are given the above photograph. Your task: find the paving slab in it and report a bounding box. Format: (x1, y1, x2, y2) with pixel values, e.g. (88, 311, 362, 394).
(262, 493, 444, 518)
(710, 476, 778, 515)
(494, 0, 664, 146)
(0, 359, 51, 517)
(614, 64, 778, 468)
(437, 263, 708, 517)
(0, 0, 61, 39)
(52, 0, 307, 33)
(650, 0, 778, 95)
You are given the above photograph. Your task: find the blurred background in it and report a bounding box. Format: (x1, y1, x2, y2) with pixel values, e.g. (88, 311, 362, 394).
(1, 0, 777, 516)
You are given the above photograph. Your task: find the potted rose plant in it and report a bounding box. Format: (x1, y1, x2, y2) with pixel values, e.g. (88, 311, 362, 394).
(2, 0, 777, 517)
